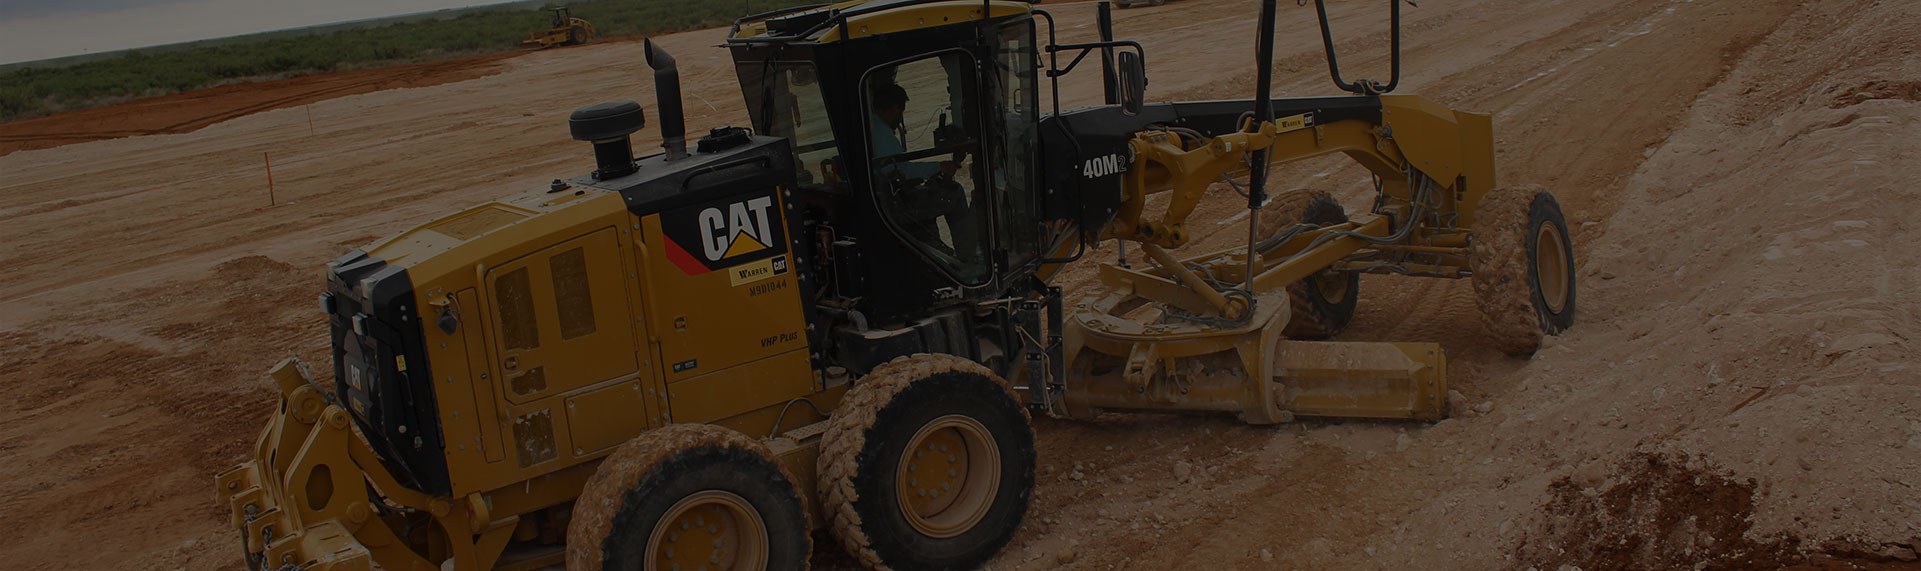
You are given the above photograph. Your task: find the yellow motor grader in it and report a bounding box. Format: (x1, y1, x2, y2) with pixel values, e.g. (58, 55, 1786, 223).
(215, 0, 1576, 569)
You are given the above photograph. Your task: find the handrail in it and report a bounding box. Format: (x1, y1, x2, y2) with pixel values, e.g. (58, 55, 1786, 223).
(730, 3, 833, 37)
(1312, 0, 1403, 95)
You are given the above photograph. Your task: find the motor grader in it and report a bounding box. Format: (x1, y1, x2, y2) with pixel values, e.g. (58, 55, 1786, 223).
(215, 0, 1577, 569)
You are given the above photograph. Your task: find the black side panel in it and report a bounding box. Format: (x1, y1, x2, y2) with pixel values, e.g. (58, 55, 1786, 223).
(585, 135, 795, 218)
(326, 250, 451, 496)
(1038, 96, 1385, 239)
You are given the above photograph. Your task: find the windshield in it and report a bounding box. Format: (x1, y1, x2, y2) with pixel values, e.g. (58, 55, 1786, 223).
(738, 61, 842, 192)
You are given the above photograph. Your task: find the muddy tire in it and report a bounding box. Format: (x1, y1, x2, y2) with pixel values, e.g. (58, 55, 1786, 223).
(818, 354, 1035, 570)
(566, 424, 810, 571)
(1471, 185, 1577, 355)
(1258, 189, 1360, 339)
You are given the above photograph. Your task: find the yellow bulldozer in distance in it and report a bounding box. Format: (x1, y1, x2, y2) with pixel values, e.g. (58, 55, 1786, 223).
(216, 0, 1577, 569)
(522, 6, 596, 49)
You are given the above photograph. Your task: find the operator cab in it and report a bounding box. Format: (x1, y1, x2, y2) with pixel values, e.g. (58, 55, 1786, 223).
(727, 1, 1047, 328)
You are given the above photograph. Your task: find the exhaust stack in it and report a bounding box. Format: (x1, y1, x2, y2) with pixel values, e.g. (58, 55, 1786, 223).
(643, 39, 688, 161)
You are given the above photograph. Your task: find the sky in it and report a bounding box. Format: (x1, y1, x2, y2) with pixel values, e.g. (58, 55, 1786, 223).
(0, 0, 522, 65)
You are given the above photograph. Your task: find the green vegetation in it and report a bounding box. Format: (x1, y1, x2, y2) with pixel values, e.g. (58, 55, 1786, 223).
(0, 0, 819, 121)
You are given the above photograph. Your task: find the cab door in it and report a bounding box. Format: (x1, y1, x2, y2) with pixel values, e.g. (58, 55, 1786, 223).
(860, 50, 997, 286)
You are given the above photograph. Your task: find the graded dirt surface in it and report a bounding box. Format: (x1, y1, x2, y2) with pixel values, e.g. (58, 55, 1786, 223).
(1, 0, 1917, 569)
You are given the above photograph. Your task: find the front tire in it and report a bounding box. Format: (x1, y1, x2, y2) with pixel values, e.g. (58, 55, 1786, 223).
(567, 424, 810, 571)
(1259, 189, 1361, 339)
(1470, 185, 1577, 355)
(818, 354, 1035, 570)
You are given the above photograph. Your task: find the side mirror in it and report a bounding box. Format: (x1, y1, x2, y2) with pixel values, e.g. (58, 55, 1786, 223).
(1117, 51, 1147, 115)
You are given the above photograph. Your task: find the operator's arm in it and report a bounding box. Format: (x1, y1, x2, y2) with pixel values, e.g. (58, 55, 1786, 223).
(871, 116, 948, 180)
(894, 160, 943, 179)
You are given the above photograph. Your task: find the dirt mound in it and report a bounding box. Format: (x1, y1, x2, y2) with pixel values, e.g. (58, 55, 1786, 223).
(213, 254, 297, 277)
(1518, 452, 1799, 569)
(1551, 0, 1921, 552)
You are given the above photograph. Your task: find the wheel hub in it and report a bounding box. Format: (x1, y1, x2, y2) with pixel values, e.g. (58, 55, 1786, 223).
(1315, 271, 1350, 304)
(896, 415, 1000, 539)
(1536, 224, 1570, 313)
(647, 490, 767, 571)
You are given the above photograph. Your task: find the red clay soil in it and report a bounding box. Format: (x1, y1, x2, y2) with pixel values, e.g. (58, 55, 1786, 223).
(0, 51, 516, 157)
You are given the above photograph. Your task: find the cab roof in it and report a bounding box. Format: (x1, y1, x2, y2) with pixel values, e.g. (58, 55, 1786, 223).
(728, 0, 1032, 44)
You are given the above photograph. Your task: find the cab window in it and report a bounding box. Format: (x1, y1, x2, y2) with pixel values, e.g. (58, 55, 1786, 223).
(863, 51, 991, 285)
(739, 62, 841, 191)
(990, 20, 1042, 271)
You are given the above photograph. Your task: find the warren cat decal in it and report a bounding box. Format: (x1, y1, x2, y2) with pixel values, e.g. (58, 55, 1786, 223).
(662, 190, 789, 284)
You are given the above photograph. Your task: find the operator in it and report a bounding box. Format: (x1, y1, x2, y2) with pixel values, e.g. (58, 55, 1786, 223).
(869, 84, 960, 181)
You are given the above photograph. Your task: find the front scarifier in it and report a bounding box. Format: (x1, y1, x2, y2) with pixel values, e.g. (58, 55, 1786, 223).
(216, 359, 455, 571)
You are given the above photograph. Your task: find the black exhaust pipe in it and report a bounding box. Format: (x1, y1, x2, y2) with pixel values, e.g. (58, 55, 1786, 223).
(643, 38, 688, 161)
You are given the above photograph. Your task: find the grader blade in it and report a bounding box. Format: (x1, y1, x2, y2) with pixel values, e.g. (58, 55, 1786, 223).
(1273, 340, 1447, 421)
(1058, 287, 1450, 424)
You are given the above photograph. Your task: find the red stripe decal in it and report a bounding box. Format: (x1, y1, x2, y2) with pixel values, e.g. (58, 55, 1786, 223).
(663, 237, 711, 276)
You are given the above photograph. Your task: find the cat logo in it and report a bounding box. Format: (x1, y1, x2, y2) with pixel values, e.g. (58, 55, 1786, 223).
(1081, 152, 1128, 179)
(698, 196, 775, 262)
(662, 190, 788, 277)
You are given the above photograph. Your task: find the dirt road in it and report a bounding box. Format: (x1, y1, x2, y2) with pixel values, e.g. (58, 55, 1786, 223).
(1, 0, 1915, 569)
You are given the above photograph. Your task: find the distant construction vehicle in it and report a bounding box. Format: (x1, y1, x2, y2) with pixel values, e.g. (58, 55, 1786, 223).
(522, 6, 596, 48)
(217, 0, 1577, 569)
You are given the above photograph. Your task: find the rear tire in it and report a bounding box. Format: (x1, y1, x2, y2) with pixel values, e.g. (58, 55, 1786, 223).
(567, 424, 810, 571)
(1471, 185, 1577, 355)
(1259, 189, 1360, 339)
(818, 354, 1035, 570)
